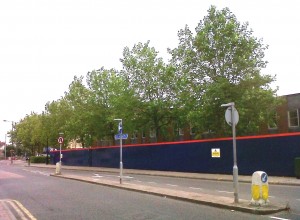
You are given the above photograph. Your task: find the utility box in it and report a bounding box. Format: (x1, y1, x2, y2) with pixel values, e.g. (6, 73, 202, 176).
(251, 171, 269, 206)
(295, 158, 300, 179)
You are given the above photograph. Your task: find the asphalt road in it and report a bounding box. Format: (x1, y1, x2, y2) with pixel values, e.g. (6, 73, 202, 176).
(0, 162, 299, 220)
(53, 168, 300, 215)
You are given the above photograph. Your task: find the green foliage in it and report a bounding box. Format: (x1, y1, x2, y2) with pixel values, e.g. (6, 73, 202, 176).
(169, 5, 279, 136)
(64, 76, 93, 146)
(30, 156, 49, 164)
(3, 146, 15, 158)
(120, 41, 178, 139)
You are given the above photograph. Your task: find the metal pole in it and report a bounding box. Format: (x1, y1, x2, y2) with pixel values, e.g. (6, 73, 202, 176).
(46, 138, 49, 165)
(59, 143, 62, 164)
(114, 119, 123, 184)
(58, 132, 64, 175)
(231, 104, 239, 203)
(11, 121, 13, 148)
(4, 134, 7, 160)
(3, 120, 14, 153)
(120, 120, 123, 184)
(10, 150, 13, 164)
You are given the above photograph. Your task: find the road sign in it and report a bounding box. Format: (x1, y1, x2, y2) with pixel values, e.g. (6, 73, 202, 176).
(118, 122, 123, 133)
(114, 134, 128, 140)
(225, 106, 239, 126)
(261, 172, 268, 183)
(58, 137, 64, 144)
(211, 148, 221, 158)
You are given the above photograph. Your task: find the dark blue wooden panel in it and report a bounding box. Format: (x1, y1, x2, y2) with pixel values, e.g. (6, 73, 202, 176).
(49, 133, 300, 176)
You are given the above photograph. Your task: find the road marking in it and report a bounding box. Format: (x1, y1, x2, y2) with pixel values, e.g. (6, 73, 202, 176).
(0, 199, 37, 220)
(189, 187, 203, 190)
(101, 174, 116, 178)
(296, 199, 300, 201)
(14, 200, 37, 220)
(34, 171, 50, 176)
(22, 169, 50, 176)
(117, 175, 133, 179)
(134, 180, 142, 183)
(10, 200, 29, 219)
(147, 182, 157, 184)
(92, 175, 103, 178)
(217, 190, 233, 194)
(124, 176, 133, 179)
(269, 216, 290, 220)
(166, 184, 178, 187)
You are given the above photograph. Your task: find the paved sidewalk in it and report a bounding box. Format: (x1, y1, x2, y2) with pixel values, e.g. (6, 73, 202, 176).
(26, 162, 300, 186)
(18, 160, 300, 214)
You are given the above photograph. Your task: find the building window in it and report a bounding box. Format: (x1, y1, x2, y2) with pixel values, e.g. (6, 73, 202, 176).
(131, 131, 138, 144)
(149, 128, 157, 143)
(288, 109, 299, 127)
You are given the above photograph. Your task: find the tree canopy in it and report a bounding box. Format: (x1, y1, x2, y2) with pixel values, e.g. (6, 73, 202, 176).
(12, 6, 280, 155)
(169, 6, 279, 136)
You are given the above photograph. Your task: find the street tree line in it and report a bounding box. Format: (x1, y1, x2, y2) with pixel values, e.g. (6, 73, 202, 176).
(8, 6, 281, 156)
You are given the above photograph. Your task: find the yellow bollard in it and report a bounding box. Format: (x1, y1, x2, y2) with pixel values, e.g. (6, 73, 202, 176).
(251, 185, 260, 200)
(251, 171, 269, 206)
(262, 185, 269, 200)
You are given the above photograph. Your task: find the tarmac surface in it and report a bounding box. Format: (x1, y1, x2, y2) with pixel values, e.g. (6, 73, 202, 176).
(2, 160, 300, 218)
(32, 161, 299, 215)
(0, 199, 36, 220)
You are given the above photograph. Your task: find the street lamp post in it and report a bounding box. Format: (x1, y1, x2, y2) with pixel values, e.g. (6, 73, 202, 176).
(42, 110, 50, 165)
(46, 138, 49, 165)
(4, 134, 7, 160)
(114, 119, 123, 184)
(3, 120, 14, 148)
(221, 102, 239, 203)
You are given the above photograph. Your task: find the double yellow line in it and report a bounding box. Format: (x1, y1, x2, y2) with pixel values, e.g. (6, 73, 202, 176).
(0, 199, 36, 220)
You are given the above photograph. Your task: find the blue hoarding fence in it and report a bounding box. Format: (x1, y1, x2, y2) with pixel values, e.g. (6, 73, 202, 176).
(50, 133, 300, 177)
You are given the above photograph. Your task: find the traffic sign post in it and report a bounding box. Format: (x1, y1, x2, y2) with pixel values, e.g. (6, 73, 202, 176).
(221, 102, 239, 203)
(58, 137, 64, 144)
(58, 136, 64, 164)
(114, 133, 128, 140)
(114, 119, 123, 184)
(225, 107, 239, 126)
(56, 133, 64, 175)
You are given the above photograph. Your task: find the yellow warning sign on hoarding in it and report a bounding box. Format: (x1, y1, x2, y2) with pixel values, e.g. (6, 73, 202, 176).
(211, 148, 221, 158)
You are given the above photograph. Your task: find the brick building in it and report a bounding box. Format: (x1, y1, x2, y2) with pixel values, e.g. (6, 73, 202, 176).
(260, 93, 300, 134)
(95, 93, 300, 147)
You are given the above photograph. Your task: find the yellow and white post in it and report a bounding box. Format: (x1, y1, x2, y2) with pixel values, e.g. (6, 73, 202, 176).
(251, 171, 269, 206)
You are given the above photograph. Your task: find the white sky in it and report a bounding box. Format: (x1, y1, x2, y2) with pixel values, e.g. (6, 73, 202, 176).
(1, 0, 299, 142)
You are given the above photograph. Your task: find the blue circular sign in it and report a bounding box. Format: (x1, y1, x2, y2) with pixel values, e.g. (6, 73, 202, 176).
(261, 172, 268, 183)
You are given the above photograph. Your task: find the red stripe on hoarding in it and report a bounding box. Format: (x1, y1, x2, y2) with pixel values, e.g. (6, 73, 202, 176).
(59, 132, 300, 152)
